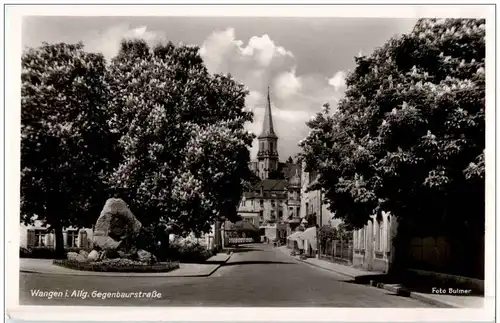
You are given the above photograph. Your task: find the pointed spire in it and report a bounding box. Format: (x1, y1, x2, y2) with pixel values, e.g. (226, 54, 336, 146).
(258, 86, 278, 139)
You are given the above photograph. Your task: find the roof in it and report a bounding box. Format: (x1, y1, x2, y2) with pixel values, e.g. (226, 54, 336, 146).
(243, 191, 287, 199)
(242, 179, 289, 200)
(258, 87, 278, 139)
(252, 179, 288, 191)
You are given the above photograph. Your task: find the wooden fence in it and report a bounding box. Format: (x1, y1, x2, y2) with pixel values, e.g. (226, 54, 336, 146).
(319, 239, 353, 264)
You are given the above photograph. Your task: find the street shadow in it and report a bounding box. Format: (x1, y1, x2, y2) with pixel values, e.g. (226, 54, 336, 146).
(221, 260, 296, 267)
(204, 260, 228, 265)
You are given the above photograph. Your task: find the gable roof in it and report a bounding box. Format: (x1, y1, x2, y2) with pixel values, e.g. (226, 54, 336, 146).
(252, 179, 288, 191)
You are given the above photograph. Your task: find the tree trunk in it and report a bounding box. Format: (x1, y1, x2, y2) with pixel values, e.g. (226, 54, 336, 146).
(54, 224, 65, 259)
(161, 236, 170, 261)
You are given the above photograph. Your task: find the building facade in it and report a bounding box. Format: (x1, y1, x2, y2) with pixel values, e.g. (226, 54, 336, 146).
(300, 163, 341, 229)
(352, 211, 397, 273)
(20, 220, 94, 250)
(237, 88, 301, 241)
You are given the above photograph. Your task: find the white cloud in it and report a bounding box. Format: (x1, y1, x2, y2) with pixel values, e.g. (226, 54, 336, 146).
(241, 34, 293, 67)
(198, 28, 344, 159)
(328, 71, 347, 91)
(90, 25, 342, 160)
(199, 28, 293, 74)
(123, 26, 160, 42)
(87, 24, 164, 59)
(273, 68, 302, 99)
(198, 28, 242, 72)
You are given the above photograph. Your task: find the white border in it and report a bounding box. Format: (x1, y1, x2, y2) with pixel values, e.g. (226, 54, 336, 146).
(4, 3, 496, 322)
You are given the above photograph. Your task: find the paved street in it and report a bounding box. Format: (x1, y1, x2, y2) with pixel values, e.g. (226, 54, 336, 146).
(20, 244, 434, 307)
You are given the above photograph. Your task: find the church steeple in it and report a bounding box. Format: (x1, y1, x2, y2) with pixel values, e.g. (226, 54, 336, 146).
(257, 87, 279, 180)
(258, 87, 278, 139)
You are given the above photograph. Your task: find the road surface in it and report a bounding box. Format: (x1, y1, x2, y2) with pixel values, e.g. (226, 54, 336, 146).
(20, 243, 434, 307)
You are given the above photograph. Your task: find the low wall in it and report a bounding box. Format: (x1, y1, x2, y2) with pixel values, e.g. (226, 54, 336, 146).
(400, 234, 484, 279)
(406, 268, 484, 294)
(228, 238, 254, 244)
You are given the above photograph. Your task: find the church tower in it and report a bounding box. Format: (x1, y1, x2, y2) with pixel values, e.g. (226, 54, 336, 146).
(257, 87, 279, 179)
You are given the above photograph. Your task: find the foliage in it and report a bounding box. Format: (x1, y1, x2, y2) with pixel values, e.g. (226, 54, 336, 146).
(107, 39, 254, 236)
(133, 226, 159, 253)
(318, 225, 352, 245)
(167, 238, 215, 263)
(172, 123, 254, 233)
(21, 42, 119, 255)
(243, 170, 262, 190)
(286, 156, 294, 164)
(300, 19, 485, 233)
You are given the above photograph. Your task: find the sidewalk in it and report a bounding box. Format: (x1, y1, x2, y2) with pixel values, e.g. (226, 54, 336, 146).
(373, 282, 485, 308)
(277, 246, 385, 282)
(20, 252, 232, 277)
(278, 246, 485, 308)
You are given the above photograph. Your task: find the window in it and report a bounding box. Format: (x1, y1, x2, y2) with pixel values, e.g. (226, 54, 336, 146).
(34, 230, 46, 247)
(260, 142, 264, 151)
(377, 220, 384, 251)
(278, 210, 283, 219)
(360, 228, 365, 249)
(66, 230, 78, 248)
(260, 199, 264, 207)
(259, 210, 264, 221)
(270, 211, 276, 221)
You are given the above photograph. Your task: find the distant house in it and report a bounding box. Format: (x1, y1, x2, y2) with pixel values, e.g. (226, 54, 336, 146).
(300, 163, 342, 230)
(20, 220, 94, 250)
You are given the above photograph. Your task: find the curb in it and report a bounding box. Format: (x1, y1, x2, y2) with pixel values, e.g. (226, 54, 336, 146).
(20, 252, 235, 278)
(20, 268, 215, 278)
(277, 247, 358, 281)
(369, 280, 456, 308)
(293, 255, 355, 280)
(206, 251, 234, 277)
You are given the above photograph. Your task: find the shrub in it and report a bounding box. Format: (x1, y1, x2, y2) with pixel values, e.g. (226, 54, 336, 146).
(53, 259, 179, 273)
(167, 239, 214, 263)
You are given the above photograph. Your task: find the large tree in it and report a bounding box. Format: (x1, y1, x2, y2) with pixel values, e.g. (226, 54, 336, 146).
(172, 122, 253, 235)
(21, 43, 117, 256)
(300, 18, 485, 234)
(107, 39, 254, 235)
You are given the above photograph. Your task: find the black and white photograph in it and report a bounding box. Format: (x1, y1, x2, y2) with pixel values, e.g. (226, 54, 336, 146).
(5, 3, 495, 322)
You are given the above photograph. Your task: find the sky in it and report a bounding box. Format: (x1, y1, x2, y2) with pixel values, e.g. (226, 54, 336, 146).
(22, 16, 417, 160)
